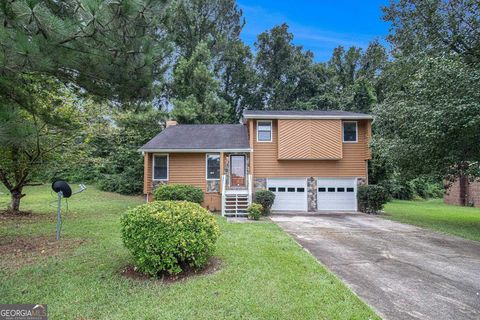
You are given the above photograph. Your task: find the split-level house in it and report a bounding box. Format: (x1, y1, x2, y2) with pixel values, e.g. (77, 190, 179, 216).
(139, 110, 373, 215)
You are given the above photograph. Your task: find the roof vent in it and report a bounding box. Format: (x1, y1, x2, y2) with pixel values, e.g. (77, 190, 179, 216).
(166, 120, 178, 128)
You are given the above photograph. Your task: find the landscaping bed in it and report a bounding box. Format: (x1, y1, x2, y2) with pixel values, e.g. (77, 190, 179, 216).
(0, 185, 378, 319)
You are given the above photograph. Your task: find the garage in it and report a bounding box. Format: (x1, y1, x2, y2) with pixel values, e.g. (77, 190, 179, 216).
(267, 178, 307, 211)
(317, 178, 357, 211)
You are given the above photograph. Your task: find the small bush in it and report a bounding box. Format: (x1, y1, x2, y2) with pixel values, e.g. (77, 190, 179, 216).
(358, 185, 389, 214)
(247, 203, 263, 220)
(411, 178, 443, 199)
(98, 172, 143, 195)
(153, 184, 204, 204)
(391, 180, 415, 200)
(425, 182, 444, 198)
(254, 190, 276, 215)
(120, 201, 220, 276)
(381, 177, 444, 200)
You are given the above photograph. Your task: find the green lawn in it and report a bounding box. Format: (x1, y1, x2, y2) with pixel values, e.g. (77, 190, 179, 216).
(383, 198, 480, 241)
(0, 185, 378, 320)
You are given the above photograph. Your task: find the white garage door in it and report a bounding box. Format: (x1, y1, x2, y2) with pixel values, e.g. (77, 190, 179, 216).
(267, 178, 307, 211)
(317, 178, 357, 211)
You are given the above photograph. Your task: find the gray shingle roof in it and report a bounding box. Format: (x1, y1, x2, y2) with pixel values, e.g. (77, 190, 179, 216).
(139, 124, 250, 151)
(243, 110, 372, 119)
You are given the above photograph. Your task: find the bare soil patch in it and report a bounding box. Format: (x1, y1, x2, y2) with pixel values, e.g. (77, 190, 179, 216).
(121, 257, 222, 284)
(0, 210, 54, 222)
(0, 235, 86, 270)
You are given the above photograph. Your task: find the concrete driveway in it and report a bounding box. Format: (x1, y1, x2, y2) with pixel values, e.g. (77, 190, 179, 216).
(271, 213, 480, 320)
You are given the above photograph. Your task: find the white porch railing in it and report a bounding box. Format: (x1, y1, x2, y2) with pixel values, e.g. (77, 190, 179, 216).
(221, 174, 226, 216)
(247, 174, 253, 205)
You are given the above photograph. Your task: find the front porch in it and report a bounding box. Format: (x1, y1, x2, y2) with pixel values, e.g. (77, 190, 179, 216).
(220, 152, 253, 216)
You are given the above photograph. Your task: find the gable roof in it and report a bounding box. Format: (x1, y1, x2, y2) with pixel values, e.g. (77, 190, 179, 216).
(242, 110, 373, 120)
(139, 124, 250, 152)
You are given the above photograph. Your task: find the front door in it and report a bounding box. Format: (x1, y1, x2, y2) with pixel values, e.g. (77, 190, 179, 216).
(230, 155, 246, 187)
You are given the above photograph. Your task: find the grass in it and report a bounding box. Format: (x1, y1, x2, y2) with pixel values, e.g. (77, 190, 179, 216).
(0, 185, 378, 320)
(383, 198, 480, 241)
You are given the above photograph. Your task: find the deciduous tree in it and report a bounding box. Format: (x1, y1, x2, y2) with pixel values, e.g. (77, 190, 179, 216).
(0, 76, 81, 213)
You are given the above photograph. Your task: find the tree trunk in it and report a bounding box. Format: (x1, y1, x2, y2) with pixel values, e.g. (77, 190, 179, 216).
(9, 189, 24, 214)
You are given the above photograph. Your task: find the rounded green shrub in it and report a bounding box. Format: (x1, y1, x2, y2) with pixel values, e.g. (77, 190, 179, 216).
(247, 203, 263, 220)
(358, 185, 389, 214)
(120, 201, 220, 276)
(153, 184, 204, 204)
(254, 190, 275, 215)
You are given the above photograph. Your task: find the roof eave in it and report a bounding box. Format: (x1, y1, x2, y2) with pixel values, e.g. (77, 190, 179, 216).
(243, 114, 373, 120)
(138, 148, 253, 153)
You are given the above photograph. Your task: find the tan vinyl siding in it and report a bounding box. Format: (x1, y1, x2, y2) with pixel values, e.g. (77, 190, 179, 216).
(203, 194, 221, 211)
(168, 153, 221, 210)
(252, 119, 370, 178)
(144, 152, 221, 210)
(278, 119, 342, 159)
(169, 153, 206, 191)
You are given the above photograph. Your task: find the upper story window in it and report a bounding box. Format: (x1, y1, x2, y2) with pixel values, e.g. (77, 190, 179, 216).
(153, 154, 168, 180)
(343, 121, 358, 142)
(257, 120, 272, 142)
(206, 154, 220, 180)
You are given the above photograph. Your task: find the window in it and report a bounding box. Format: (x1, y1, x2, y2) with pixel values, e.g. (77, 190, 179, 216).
(328, 187, 335, 192)
(278, 187, 286, 192)
(268, 187, 276, 192)
(153, 154, 168, 180)
(257, 120, 272, 142)
(297, 187, 305, 192)
(318, 187, 326, 192)
(206, 154, 220, 180)
(287, 187, 295, 192)
(337, 187, 345, 192)
(343, 121, 357, 142)
(346, 187, 354, 192)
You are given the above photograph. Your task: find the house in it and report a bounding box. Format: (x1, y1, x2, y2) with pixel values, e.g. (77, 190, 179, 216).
(139, 110, 373, 215)
(444, 177, 480, 207)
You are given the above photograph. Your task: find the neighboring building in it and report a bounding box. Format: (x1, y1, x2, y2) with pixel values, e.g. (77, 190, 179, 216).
(139, 110, 373, 215)
(444, 177, 480, 208)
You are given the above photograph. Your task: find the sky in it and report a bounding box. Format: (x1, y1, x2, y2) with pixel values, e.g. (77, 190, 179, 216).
(238, 0, 391, 62)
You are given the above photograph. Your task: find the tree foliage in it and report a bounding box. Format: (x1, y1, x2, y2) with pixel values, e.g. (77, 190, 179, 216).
(96, 107, 167, 195)
(0, 0, 171, 100)
(170, 42, 233, 123)
(373, 55, 480, 181)
(254, 23, 319, 110)
(383, 0, 480, 64)
(374, 0, 480, 184)
(0, 76, 81, 212)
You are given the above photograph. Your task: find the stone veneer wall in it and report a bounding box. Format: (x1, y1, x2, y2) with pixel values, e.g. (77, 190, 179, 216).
(152, 180, 167, 189)
(254, 178, 267, 191)
(356, 177, 367, 186)
(307, 177, 317, 212)
(207, 180, 220, 192)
